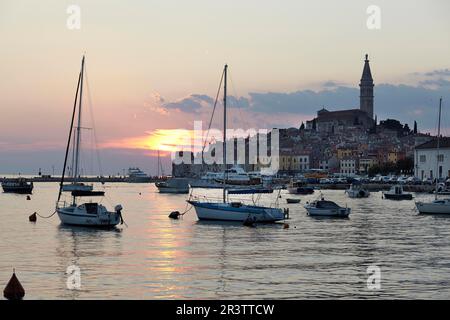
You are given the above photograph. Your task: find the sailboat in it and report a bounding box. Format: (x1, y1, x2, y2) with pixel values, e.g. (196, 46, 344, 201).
(416, 98, 450, 214)
(187, 65, 286, 222)
(56, 56, 124, 227)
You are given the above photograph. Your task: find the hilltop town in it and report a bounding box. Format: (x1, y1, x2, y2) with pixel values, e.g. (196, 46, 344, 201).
(173, 55, 440, 179)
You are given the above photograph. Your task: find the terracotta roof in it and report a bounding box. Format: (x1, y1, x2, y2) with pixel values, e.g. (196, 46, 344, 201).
(415, 137, 450, 149)
(317, 109, 370, 121)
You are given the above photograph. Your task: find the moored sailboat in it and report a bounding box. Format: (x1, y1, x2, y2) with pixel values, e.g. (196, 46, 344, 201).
(416, 98, 450, 214)
(56, 56, 123, 227)
(187, 65, 286, 223)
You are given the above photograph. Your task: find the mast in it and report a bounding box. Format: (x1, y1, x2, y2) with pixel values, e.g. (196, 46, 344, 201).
(222, 64, 228, 203)
(73, 55, 85, 184)
(435, 97, 442, 200)
(157, 150, 160, 178)
(57, 57, 83, 203)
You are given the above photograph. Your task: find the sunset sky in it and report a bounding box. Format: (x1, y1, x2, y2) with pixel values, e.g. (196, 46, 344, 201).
(0, 0, 449, 175)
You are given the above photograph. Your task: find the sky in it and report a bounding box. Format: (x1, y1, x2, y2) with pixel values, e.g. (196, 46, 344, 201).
(0, 0, 449, 175)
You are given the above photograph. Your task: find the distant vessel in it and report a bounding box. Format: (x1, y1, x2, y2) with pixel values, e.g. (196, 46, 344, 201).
(155, 178, 190, 194)
(188, 65, 286, 223)
(286, 198, 301, 204)
(345, 183, 370, 198)
(416, 98, 450, 214)
(287, 180, 314, 195)
(304, 198, 351, 217)
(1, 178, 33, 194)
(213, 166, 261, 185)
(56, 56, 123, 227)
(127, 167, 150, 183)
(383, 185, 413, 200)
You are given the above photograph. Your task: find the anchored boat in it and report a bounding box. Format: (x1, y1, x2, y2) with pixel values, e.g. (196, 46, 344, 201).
(383, 185, 413, 200)
(56, 56, 123, 227)
(345, 182, 370, 198)
(188, 65, 286, 223)
(1, 178, 33, 194)
(304, 198, 351, 217)
(416, 98, 450, 214)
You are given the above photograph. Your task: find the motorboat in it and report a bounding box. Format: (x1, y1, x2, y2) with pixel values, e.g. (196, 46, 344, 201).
(1, 178, 33, 194)
(286, 198, 301, 204)
(287, 180, 314, 195)
(187, 65, 286, 223)
(383, 185, 413, 200)
(345, 183, 370, 198)
(155, 177, 190, 194)
(304, 198, 351, 217)
(213, 166, 261, 186)
(56, 56, 123, 227)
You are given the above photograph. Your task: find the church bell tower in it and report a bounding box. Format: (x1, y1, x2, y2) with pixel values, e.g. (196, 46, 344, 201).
(359, 54, 374, 119)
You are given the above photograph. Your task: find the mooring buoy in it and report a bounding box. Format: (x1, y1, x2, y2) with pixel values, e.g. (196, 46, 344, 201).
(283, 223, 289, 229)
(169, 211, 181, 219)
(3, 270, 25, 300)
(29, 212, 37, 222)
(26, 195, 31, 200)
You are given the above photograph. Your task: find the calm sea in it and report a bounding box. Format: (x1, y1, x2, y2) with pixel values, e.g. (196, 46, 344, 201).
(1, 182, 450, 299)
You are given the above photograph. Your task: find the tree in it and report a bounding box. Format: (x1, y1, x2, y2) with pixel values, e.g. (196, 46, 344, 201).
(413, 121, 418, 134)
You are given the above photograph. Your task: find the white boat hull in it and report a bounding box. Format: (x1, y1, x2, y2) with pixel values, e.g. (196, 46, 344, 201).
(416, 201, 450, 214)
(346, 189, 370, 198)
(188, 201, 285, 222)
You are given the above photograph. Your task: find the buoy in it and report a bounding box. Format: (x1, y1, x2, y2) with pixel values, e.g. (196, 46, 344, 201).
(26, 195, 31, 200)
(29, 212, 37, 222)
(169, 211, 181, 219)
(283, 223, 289, 229)
(3, 270, 25, 300)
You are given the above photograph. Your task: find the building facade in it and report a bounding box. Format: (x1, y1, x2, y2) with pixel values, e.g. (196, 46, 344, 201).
(414, 138, 450, 180)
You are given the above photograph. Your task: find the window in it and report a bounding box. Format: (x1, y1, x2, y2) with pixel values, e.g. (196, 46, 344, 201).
(438, 154, 444, 162)
(439, 166, 443, 178)
(420, 155, 426, 162)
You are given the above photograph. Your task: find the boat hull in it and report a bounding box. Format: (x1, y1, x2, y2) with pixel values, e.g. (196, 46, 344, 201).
(2, 186, 33, 194)
(383, 193, 413, 200)
(287, 187, 314, 195)
(416, 202, 450, 214)
(188, 201, 285, 222)
(305, 207, 351, 217)
(157, 187, 189, 194)
(57, 206, 121, 227)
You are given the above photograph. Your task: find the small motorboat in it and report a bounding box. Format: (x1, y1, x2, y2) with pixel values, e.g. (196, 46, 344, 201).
(156, 178, 190, 194)
(383, 185, 413, 200)
(304, 198, 350, 217)
(1, 178, 33, 194)
(345, 183, 370, 198)
(286, 198, 301, 204)
(287, 180, 314, 195)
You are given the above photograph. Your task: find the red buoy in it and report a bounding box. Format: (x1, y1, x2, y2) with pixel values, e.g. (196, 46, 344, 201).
(3, 270, 25, 300)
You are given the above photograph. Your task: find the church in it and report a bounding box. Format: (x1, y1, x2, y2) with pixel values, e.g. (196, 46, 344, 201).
(306, 54, 375, 132)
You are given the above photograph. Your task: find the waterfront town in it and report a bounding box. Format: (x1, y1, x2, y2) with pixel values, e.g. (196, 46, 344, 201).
(172, 55, 449, 183)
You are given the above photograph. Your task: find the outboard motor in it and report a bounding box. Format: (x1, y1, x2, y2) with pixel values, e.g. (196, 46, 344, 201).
(115, 204, 124, 224)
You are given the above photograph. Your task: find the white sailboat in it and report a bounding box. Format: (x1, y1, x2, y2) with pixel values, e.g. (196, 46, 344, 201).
(56, 56, 124, 227)
(416, 97, 450, 214)
(187, 65, 286, 222)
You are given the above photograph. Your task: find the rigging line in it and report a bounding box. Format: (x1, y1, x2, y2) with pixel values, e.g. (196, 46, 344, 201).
(84, 62, 104, 180)
(202, 68, 225, 153)
(228, 68, 250, 131)
(58, 60, 83, 203)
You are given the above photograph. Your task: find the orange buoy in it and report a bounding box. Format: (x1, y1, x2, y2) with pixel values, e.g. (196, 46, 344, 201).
(283, 223, 289, 229)
(3, 270, 25, 300)
(29, 212, 37, 222)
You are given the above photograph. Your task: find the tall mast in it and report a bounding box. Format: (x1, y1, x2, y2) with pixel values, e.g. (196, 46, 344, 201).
(222, 64, 228, 203)
(157, 150, 160, 177)
(73, 56, 85, 183)
(435, 97, 442, 200)
(57, 57, 83, 204)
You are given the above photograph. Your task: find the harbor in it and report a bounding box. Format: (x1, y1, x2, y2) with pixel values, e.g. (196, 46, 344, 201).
(2, 182, 450, 299)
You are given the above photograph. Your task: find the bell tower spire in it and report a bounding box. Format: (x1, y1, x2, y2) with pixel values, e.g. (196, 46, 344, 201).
(359, 54, 374, 119)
